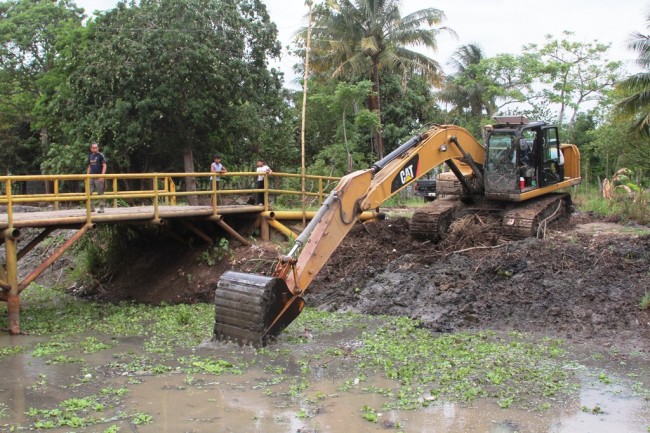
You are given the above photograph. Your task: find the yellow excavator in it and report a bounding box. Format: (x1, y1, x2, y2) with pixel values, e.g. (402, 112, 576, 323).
(214, 117, 581, 346)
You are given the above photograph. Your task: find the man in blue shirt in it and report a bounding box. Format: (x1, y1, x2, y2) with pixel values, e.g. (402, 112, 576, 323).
(87, 142, 107, 213)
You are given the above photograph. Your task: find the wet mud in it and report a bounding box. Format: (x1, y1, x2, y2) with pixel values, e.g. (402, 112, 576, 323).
(307, 215, 650, 352)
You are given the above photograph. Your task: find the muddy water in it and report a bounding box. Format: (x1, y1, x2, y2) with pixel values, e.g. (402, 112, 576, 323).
(125, 373, 649, 433)
(2, 333, 649, 433)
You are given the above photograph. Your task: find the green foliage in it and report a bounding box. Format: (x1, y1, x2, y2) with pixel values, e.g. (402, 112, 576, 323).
(0, 345, 24, 358)
(301, 72, 442, 174)
(438, 44, 499, 119)
(361, 405, 378, 423)
(379, 72, 445, 152)
(0, 285, 214, 350)
(178, 356, 241, 375)
(307, 80, 378, 174)
(303, 0, 451, 157)
(640, 292, 650, 310)
(25, 390, 153, 430)
(132, 412, 153, 425)
(523, 31, 621, 130)
(614, 14, 650, 136)
(574, 183, 650, 225)
(46, 0, 292, 176)
(0, 0, 84, 175)
(197, 238, 233, 266)
(71, 225, 151, 285)
(582, 118, 649, 181)
(354, 317, 575, 409)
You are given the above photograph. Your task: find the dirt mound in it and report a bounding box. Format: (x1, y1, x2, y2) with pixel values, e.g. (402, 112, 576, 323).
(306, 216, 650, 350)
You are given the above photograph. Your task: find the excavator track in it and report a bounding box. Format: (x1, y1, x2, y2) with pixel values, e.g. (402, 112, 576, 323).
(410, 193, 573, 242)
(214, 271, 290, 346)
(501, 193, 572, 239)
(409, 197, 459, 241)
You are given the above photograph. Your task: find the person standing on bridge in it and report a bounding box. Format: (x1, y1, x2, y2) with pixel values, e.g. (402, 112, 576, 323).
(210, 155, 227, 204)
(87, 142, 107, 213)
(255, 159, 271, 205)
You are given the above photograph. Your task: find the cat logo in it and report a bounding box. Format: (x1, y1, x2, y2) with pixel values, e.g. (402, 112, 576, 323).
(400, 165, 415, 184)
(390, 154, 420, 193)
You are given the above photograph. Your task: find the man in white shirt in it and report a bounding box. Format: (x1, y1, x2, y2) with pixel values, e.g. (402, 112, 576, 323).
(255, 159, 271, 205)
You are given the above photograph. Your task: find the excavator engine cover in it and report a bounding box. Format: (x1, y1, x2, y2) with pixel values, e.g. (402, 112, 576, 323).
(214, 271, 303, 346)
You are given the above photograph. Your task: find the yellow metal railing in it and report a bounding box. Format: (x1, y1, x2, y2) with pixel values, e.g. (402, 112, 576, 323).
(0, 172, 340, 227)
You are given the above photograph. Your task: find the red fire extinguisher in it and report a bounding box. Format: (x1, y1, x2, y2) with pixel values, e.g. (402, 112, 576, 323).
(519, 177, 525, 189)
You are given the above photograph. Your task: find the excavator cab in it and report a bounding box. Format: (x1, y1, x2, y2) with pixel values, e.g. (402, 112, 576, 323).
(484, 116, 564, 199)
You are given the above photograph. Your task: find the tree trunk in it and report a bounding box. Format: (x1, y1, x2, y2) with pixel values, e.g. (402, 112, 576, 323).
(41, 127, 52, 194)
(342, 108, 353, 173)
(183, 141, 198, 206)
(369, 61, 384, 159)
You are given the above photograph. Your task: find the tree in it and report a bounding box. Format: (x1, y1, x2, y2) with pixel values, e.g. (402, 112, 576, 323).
(379, 71, 443, 146)
(308, 80, 379, 174)
(523, 32, 621, 133)
(0, 0, 84, 174)
(438, 44, 496, 118)
(615, 14, 650, 136)
(305, 0, 453, 158)
(46, 0, 290, 201)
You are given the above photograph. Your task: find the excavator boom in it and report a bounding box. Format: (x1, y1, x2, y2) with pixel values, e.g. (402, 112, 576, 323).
(214, 124, 486, 345)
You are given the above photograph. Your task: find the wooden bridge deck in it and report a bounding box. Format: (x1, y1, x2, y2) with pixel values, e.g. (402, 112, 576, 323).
(0, 204, 265, 229)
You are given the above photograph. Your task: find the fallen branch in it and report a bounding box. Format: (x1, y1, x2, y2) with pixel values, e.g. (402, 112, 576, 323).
(447, 243, 509, 256)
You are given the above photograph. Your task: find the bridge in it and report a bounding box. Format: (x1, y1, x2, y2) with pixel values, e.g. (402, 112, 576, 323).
(1, 170, 371, 335)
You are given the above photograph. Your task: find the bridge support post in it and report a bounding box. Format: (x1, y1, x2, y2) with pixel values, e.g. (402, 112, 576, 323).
(2, 228, 21, 335)
(260, 215, 270, 241)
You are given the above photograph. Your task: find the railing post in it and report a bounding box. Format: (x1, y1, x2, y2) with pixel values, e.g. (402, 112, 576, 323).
(113, 178, 118, 208)
(318, 177, 323, 205)
(211, 175, 218, 215)
(169, 177, 176, 206)
(263, 174, 269, 210)
(153, 175, 159, 221)
(85, 176, 91, 223)
(164, 177, 170, 205)
(6, 180, 13, 228)
(54, 179, 59, 211)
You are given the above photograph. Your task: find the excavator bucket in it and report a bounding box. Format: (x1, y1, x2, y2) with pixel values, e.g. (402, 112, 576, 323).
(214, 271, 304, 346)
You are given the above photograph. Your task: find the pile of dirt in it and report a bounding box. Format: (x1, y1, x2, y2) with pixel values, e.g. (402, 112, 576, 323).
(306, 215, 650, 350)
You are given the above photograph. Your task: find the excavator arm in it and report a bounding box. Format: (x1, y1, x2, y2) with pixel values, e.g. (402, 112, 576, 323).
(214, 125, 485, 346)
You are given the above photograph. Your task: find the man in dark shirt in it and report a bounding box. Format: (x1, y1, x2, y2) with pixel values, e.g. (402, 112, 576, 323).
(87, 142, 107, 213)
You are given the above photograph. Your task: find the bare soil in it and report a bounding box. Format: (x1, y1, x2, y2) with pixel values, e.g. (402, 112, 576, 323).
(307, 213, 650, 351)
(25, 209, 650, 352)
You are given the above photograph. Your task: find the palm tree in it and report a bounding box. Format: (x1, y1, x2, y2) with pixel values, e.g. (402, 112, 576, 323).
(306, 0, 453, 158)
(616, 15, 650, 136)
(438, 44, 496, 118)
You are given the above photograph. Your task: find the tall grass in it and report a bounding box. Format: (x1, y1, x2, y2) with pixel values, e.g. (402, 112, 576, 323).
(573, 185, 650, 225)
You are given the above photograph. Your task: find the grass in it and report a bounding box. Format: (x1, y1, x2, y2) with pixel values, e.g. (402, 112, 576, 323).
(640, 291, 650, 311)
(573, 186, 650, 226)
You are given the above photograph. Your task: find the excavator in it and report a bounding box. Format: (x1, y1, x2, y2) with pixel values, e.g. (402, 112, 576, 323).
(214, 116, 581, 346)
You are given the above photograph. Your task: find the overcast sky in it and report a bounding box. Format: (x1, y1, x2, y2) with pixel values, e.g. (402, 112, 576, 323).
(77, 0, 649, 86)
